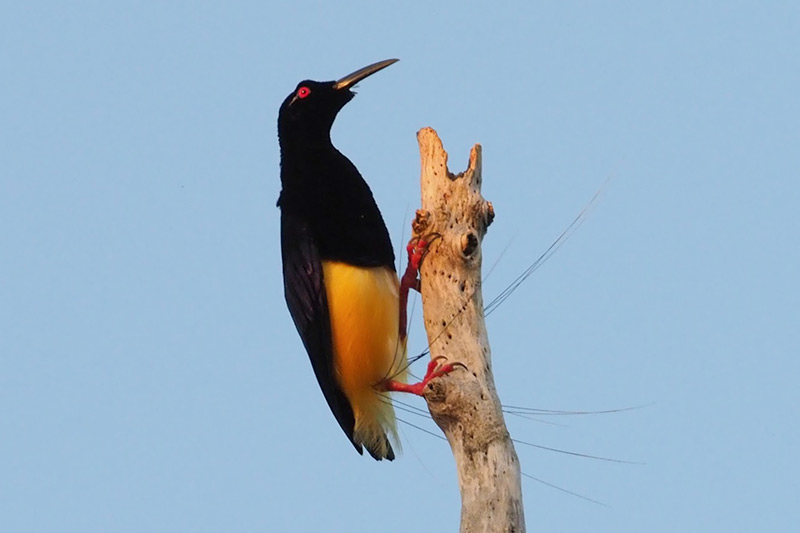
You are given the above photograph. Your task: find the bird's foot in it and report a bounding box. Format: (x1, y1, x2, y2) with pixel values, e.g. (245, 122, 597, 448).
(406, 233, 439, 273)
(380, 356, 466, 396)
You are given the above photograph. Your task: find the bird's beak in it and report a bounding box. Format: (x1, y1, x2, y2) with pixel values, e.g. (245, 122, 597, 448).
(333, 58, 399, 90)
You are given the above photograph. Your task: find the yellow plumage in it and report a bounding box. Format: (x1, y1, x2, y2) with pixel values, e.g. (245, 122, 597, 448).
(321, 261, 407, 458)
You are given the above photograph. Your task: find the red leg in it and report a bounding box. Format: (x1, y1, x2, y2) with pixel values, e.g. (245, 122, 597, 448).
(399, 236, 435, 340)
(381, 357, 465, 396)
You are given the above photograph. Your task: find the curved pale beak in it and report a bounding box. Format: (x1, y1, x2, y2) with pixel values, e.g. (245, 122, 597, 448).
(333, 58, 399, 90)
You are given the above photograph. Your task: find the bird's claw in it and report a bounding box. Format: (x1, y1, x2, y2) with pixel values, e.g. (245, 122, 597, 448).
(406, 233, 441, 271)
(380, 355, 466, 396)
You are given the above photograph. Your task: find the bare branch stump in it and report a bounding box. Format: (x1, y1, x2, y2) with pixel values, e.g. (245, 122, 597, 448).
(413, 127, 525, 533)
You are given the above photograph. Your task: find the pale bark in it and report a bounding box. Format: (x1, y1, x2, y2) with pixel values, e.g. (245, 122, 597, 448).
(413, 127, 525, 532)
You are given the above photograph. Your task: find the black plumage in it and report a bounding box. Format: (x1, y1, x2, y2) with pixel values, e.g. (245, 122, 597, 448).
(277, 59, 399, 459)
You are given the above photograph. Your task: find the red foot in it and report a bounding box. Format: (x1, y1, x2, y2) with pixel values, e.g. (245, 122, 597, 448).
(381, 356, 465, 396)
(406, 237, 430, 272)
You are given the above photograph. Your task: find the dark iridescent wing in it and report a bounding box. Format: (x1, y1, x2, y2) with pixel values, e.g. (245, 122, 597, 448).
(280, 212, 362, 454)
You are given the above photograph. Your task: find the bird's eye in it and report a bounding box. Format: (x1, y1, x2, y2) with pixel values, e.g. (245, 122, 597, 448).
(297, 87, 311, 99)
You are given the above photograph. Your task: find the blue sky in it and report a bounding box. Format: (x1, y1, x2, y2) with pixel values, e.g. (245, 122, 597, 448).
(2, 2, 798, 531)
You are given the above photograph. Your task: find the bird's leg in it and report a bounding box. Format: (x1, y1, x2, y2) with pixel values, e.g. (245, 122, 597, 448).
(398, 234, 437, 340)
(380, 356, 466, 396)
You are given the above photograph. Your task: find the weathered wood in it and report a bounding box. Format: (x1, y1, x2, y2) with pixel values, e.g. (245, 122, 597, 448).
(413, 127, 525, 532)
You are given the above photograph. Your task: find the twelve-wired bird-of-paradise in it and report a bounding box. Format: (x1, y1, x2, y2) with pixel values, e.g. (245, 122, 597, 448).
(277, 59, 459, 460)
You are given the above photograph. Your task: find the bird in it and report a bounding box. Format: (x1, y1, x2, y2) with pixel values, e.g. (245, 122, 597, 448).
(277, 59, 459, 460)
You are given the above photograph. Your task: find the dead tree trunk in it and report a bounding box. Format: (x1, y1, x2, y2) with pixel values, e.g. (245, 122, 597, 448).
(412, 127, 525, 532)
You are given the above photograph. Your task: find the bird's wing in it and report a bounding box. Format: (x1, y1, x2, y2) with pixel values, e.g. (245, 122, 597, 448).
(280, 212, 362, 454)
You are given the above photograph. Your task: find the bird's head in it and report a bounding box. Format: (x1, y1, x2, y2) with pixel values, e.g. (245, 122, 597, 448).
(278, 59, 398, 141)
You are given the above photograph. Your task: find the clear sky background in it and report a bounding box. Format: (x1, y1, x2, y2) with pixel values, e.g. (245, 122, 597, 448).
(2, 2, 798, 532)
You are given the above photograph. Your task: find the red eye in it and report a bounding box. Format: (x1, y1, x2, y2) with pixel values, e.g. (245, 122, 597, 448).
(297, 86, 311, 99)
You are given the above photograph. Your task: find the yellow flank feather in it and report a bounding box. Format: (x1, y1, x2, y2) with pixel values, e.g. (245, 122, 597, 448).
(321, 261, 407, 458)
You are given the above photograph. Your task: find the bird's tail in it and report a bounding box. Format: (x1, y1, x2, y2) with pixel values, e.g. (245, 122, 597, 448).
(352, 390, 400, 461)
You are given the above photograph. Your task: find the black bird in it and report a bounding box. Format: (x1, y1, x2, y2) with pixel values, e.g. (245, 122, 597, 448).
(277, 59, 457, 460)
